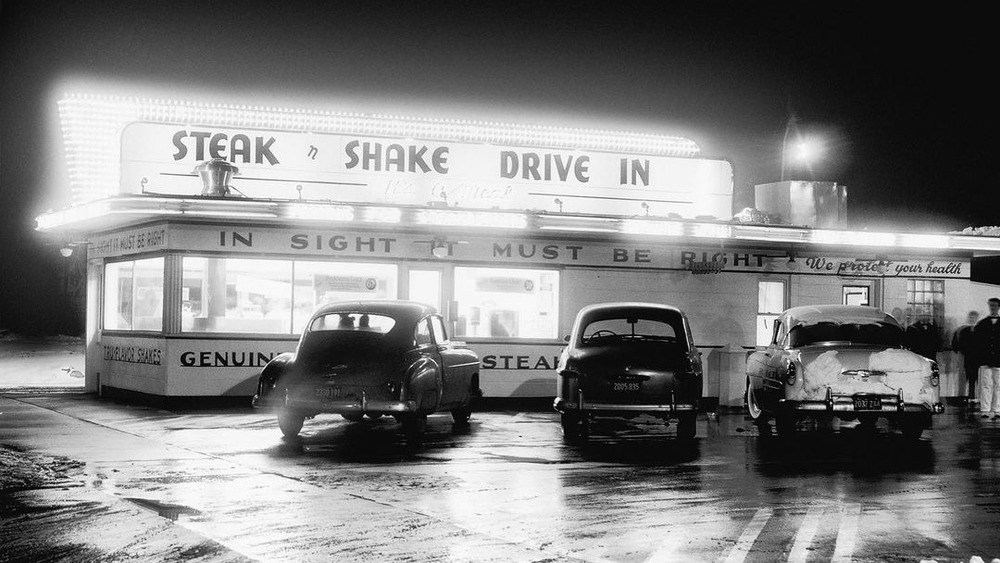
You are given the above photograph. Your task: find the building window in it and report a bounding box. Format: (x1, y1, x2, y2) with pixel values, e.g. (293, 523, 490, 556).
(181, 258, 398, 334)
(453, 267, 559, 339)
(104, 258, 164, 331)
(756, 280, 786, 347)
(291, 261, 398, 333)
(181, 258, 293, 333)
(906, 279, 944, 328)
(843, 285, 870, 306)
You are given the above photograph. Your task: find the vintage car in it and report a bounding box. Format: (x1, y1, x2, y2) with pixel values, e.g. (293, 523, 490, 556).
(252, 301, 481, 440)
(745, 304, 945, 439)
(553, 302, 703, 441)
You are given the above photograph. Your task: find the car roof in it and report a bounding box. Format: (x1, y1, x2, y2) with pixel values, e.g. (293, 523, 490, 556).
(309, 300, 438, 323)
(576, 302, 685, 318)
(780, 305, 900, 327)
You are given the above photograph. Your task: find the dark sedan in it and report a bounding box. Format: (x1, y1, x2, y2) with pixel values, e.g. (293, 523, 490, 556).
(553, 302, 703, 441)
(253, 301, 481, 441)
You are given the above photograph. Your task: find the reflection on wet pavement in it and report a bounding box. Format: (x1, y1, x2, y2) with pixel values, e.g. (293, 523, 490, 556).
(3, 394, 1000, 562)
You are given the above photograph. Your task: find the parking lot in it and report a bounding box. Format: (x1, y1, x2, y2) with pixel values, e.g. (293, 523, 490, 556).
(3, 393, 1000, 562)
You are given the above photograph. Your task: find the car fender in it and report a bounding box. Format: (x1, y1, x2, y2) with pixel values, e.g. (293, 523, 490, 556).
(406, 357, 441, 413)
(255, 352, 295, 406)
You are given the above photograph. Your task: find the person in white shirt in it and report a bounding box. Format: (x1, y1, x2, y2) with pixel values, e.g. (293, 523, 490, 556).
(974, 298, 1000, 419)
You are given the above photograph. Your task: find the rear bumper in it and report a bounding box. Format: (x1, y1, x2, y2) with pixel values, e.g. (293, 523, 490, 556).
(253, 390, 417, 415)
(778, 391, 944, 416)
(553, 394, 698, 416)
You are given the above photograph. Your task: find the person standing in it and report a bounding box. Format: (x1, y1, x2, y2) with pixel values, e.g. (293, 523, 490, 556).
(952, 311, 981, 404)
(974, 298, 1000, 420)
(905, 315, 939, 360)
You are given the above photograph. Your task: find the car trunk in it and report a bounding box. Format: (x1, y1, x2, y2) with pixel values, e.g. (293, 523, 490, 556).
(573, 341, 692, 404)
(294, 333, 405, 401)
(790, 345, 936, 408)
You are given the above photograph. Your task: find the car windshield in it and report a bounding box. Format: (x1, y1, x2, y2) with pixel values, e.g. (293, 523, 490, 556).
(308, 312, 396, 333)
(788, 321, 903, 347)
(581, 316, 678, 345)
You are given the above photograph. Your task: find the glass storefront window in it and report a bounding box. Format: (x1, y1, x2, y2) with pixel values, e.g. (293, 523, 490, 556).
(182, 258, 293, 333)
(181, 258, 398, 334)
(292, 262, 398, 332)
(453, 267, 559, 339)
(104, 258, 164, 331)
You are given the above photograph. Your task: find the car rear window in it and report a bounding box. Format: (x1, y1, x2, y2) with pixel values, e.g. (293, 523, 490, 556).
(581, 317, 679, 344)
(788, 321, 903, 347)
(309, 313, 396, 333)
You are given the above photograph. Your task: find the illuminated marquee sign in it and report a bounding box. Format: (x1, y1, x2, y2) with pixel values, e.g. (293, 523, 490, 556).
(120, 123, 733, 219)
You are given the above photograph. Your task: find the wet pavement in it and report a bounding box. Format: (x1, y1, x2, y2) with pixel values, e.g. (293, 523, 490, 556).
(2, 393, 1000, 563)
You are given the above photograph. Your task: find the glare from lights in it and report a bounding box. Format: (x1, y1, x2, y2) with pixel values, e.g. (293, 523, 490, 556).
(286, 203, 355, 222)
(416, 209, 527, 229)
(691, 223, 732, 239)
(538, 225, 619, 233)
(182, 210, 278, 219)
(811, 229, 896, 247)
(362, 207, 402, 224)
(898, 233, 949, 249)
(789, 137, 823, 165)
(622, 219, 684, 237)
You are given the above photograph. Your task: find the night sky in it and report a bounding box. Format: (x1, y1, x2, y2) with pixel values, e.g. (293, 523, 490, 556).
(1, 1, 995, 334)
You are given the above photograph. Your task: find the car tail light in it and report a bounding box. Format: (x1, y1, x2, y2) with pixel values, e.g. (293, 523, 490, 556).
(930, 363, 940, 387)
(785, 361, 797, 385)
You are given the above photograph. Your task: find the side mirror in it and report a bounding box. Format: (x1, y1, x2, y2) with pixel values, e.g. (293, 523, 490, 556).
(563, 335, 570, 343)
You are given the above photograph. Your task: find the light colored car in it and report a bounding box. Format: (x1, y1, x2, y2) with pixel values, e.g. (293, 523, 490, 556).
(745, 304, 945, 439)
(553, 302, 703, 441)
(252, 301, 481, 442)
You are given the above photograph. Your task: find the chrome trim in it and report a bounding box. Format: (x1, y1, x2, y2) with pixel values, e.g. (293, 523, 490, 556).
(841, 369, 887, 377)
(554, 397, 697, 413)
(779, 398, 936, 414)
(285, 397, 418, 413)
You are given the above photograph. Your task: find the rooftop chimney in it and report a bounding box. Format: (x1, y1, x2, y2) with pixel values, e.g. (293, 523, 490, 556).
(194, 159, 239, 197)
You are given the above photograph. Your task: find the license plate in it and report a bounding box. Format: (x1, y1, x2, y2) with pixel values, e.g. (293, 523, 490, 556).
(612, 381, 641, 392)
(314, 386, 341, 399)
(853, 396, 882, 410)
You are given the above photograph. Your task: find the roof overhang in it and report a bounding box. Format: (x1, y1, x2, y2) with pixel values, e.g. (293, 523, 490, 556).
(35, 195, 1000, 257)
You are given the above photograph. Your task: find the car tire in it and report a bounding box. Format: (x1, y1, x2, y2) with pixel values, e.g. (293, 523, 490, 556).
(277, 408, 305, 438)
(342, 413, 365, 422)
(775, 413, 795, 437)
(451, 404, 472, 425)
(856, 416, 877, 433)
(899, 416, 928, 440)
(561, 413, 588, 442)
(451, 379, 478, 425)
(676, 413, 697, 440)
(745, 378, 772, 436)
(901, 423, 923, 440)
(401, 413, 427, 443)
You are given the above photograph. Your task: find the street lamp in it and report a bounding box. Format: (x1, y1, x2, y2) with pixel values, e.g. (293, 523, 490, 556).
(781, 128, 824, 181)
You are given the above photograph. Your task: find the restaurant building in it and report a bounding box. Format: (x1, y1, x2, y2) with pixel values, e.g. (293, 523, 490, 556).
(37, 94, 1000, 406)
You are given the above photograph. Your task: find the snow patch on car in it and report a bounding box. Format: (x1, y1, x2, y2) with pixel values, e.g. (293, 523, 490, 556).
(794, 349, 936, 408)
